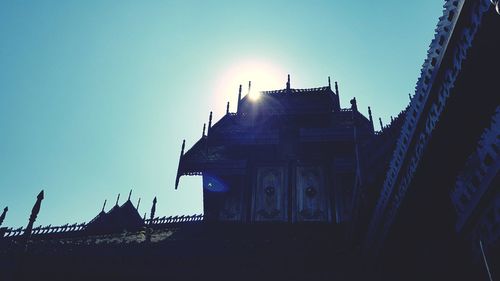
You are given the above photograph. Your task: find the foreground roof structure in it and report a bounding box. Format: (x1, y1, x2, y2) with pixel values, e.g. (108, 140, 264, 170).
(0, 1, 499, 280)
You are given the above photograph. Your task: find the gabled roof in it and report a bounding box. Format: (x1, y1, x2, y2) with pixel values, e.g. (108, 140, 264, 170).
(86, 200, 144, 234)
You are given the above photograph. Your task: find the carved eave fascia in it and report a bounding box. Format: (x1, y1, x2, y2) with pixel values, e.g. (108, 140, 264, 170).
(175, 137, 249, 189)
(451, 106, 500, 233)
(260, 86, 333, 95)
(365, 0, 493, 255)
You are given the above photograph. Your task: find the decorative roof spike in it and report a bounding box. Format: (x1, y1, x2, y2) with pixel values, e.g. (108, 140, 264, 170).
(208, 111, 213, 135)
(286, 74, 291, 90)
(0, 206, 8, 227)
(115, 193, 120, 206)
(368, 106, 373, 123)
(101, 199, 107, 212)
(24, 190, 44, 240)
(128, 189, 132, 201)
(175, 140, 186, 190)
(150, 196, 157, 222)
(226, 101, 230, 115)
(409, 93, 412, 101)
(391, 116, 394, 123)
(247, 81, 252, 96)
(202, 123, 206, 137)
(237, 84, 242, 113)
(379, 117, 384, 131)
(350, 97, 358, 112)
(335, 81, 339, 95)
(328, 76, 331, 88)
(181, 139, 186, 156)
(136, 198, 141, 210)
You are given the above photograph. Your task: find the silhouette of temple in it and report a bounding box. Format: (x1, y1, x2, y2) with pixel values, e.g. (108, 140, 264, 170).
(0, 1, 499, 280)
(176, 76, 384, 224)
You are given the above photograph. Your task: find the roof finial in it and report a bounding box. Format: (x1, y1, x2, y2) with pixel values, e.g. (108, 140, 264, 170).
(248, 81, 252, 96)
(226, 101, 230, 115)
(335, 81, 339, 95)
(150, 197, 157, 222)
(368, 107, 373, 123)
(237, 84, 242, 113)
(390, 116, 394, 123)
(408, 93, 412, 101)
(202, 123, 206, 137)
(24, 190, 44, 241)
(136, 198, 141, 210)
(181, 139, 186, 156)
(175, 140, 186, 190)
(101, 199, 107, 212)
(128, 189, 133, 201)
(115, 193, 120, 206)
(379, 117, 384, 131)
(0, 206, 8, 227)
(328, 76, 331, 88)
(208, 111, 213, 136)
(286, 74, 291, 91)
(350, 97, 358, 111)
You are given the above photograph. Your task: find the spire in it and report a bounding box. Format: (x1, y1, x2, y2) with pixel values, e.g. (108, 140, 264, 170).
(207, 111, 213, 136)
(335, 81, 339, 95)
(202, 123, 206, 137)
(226, 101, 230, 115)
(136, 198, 141, 210)
(24, 190, 44, 241)
(247, 81, 252, 96)
(237, 84, 242, 113)
(101, 199, 107, 212)
(115, 193, 120, 206)
(379, 117, 384, 131)
(0, 207, 8, 227)
(368, 106, 374, 132)
(328, 76, 331, 88)
(128, 189, 132, 201)
(150, 197, 157, 222)
(286, 74, 291, 91)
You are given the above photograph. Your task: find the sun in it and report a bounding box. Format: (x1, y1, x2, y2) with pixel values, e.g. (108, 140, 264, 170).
(213, 58, 286, 110)
(248, 91, 261, 101)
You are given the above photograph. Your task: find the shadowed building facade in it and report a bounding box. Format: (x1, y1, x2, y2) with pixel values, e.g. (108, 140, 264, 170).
(176, 76, 381, 224)
(0, 1, 499, 280)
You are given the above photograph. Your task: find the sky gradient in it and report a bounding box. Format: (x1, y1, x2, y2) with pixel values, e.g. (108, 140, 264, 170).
(0, 1, 444, 228)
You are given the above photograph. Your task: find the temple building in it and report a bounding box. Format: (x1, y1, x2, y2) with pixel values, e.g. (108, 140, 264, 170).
(176, 76, 383, 224)
(0, 1, 498, 280)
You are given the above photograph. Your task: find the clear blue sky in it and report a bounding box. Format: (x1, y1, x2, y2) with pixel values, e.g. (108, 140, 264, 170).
(0, 1, 443, 228)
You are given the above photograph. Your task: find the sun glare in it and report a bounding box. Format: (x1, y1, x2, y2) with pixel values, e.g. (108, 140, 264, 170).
(214, 59, 286, 110)
(248, 91, 261, 101)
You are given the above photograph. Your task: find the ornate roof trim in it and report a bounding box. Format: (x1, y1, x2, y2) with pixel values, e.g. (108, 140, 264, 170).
(365, 0, 493, 254)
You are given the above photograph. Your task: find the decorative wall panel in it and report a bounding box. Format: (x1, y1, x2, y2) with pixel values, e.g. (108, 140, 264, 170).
(253, 166, 287, 222)
(295, 166, 328, 222)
